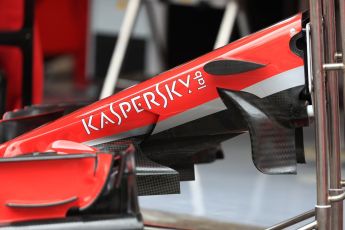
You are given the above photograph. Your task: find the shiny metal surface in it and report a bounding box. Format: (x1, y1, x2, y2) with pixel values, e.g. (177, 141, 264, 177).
(306, 23, 313, 98)
(339, 7, 345, 224)
(339, 2, 345, 226)
(339, 0, 345, 72)
(323, 63, 344, 70)
(266, 209, 315, 230)
(323, 0, 343, 229)
(328, 191, 345, 202)
(309, 0, 331, 229)
(335, 53, 342, 60)
(296, 221, 317, 230)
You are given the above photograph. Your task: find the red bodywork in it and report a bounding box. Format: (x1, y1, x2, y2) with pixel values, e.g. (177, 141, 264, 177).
(0, 14, 304, 224)
(0, 142, 114, 224)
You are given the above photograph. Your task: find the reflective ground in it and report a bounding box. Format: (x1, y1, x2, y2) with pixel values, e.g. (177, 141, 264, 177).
(140, 127, 345, 229)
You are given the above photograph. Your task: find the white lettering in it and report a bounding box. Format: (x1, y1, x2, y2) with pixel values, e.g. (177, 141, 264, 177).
(82, 115, 99, 135)
(119, 102, 132, 119)
(198, 78, 205, 85)
(110, 102, 122, 125)
(100, 112, 115, 129)
(81, 70, 207, 135)
(165, 81, 182, 100)
(156, 83, 168, 108)
(143, 91, 160, 110)
(178, 74, 191, 88)
(131, 96, 144, 113)
(194, 71, 203, 79)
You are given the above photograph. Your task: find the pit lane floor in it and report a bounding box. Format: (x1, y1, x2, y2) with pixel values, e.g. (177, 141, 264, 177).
(140, 127, 345, 229)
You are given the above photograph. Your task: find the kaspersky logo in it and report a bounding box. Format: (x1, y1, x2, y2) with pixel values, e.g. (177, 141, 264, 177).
(82, 70, 207, 135)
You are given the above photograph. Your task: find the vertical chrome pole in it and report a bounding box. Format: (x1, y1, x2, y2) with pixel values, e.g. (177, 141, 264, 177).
(338, 0, 345, 225)
(309, 0, 331, 229)
(340, 0, 345, 65)
(323, 0, 343, 229)
(339, 0, 345, 204)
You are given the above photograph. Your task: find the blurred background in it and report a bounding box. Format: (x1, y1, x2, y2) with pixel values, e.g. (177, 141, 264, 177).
(1, 0, 336, 229)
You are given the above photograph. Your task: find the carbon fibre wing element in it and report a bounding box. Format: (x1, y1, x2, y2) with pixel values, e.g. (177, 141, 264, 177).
(218, 87, 308, 174)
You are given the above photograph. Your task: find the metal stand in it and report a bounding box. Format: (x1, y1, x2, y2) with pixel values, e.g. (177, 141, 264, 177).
(323, 0, 343, 229)
(310, 1, 332, 228)
(267, 0, 345, 229)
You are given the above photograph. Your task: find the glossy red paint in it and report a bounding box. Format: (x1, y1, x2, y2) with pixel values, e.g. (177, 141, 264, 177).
(0, 13, 305, 225)
(0, 152, 113, 224)
(0, 14, 303, 159)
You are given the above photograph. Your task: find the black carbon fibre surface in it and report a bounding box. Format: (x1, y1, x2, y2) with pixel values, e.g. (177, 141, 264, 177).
(141, 108, 243, 180)
(218, 87, 308, 174)
(94, 140, 134, 154)
(95, 140, 180, 196)
(0, 103, 88, 144)
(3, 103, 88, 119)
(249, 86, 309, 128)
(0, 111, 64, 144)
(135, 147, 180, 196)
(204, 60, 265, 76)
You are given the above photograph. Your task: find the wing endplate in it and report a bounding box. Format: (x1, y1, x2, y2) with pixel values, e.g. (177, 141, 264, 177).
(218, 88, 307, 174)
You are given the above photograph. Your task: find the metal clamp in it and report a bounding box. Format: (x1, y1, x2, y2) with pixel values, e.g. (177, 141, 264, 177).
(328, 189, 345, 202)
(306, 23, 313, 96)
(335, 52, 343, 60)
(323, 63, 345, 70)
(341, 180, 345, 187)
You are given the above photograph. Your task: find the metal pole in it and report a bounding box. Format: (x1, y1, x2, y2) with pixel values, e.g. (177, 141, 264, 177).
(309, 0, 331, 229)
(339, 0, 345, 205)
(100, 0, 141, 99)
(214, 0, 238, 49)
(322, 0, 343, 229)
(266, 209, 315, 230)
(296, 221, 318, 230)
(340, 0, 345, 68)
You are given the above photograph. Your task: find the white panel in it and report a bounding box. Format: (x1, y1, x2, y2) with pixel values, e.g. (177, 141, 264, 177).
(242, 66, 305, 98)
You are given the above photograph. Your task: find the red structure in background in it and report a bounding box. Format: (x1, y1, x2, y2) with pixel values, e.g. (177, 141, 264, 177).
(0, 0, 88, 111)
(0, 0, 43, 111)
(36, 0, 89, 86)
